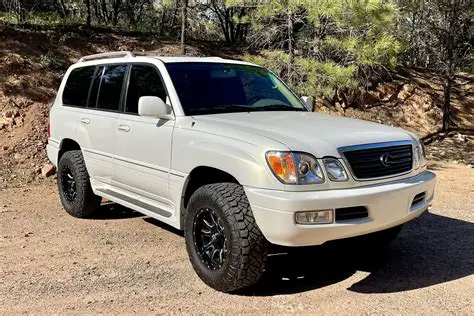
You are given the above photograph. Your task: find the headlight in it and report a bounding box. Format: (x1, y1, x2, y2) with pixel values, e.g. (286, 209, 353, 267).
(322, 158, 348, 181)
(413, 138, 426, 169)
(266, 151, 325, 184)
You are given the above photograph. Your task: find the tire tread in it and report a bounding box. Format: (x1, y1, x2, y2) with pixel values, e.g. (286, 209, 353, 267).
(57, 150, 101, 218)
(186, 183, 268, 292)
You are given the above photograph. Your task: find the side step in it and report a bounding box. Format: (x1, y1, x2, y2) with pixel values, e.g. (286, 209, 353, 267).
(95, 188, 172, 218)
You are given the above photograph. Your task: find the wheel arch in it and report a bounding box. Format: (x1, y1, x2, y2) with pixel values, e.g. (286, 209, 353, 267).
(58, 138, 81, 164)
(180, 166, 240, 227)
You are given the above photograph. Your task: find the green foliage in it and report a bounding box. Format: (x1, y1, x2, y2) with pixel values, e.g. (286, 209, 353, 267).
(244, 51, 357, 98)
(0, 11, 83, 25)
(0, 12, 18, 23)
(323, 34, 401, 68)
(241, 0, 400, 99)
(2, 0, 469, 117)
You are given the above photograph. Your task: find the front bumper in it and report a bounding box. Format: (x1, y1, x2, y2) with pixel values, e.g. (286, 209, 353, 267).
(244, 170, 436, 246)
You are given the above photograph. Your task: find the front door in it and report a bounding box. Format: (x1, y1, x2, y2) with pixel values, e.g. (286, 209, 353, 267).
(113, 63, 174, 204)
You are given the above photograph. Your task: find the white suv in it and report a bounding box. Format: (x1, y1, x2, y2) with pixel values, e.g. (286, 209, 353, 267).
(47, 51, 436, 292)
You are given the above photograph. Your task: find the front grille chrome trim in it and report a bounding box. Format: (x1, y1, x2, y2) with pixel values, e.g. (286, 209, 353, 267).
(338, 140, 414, 181)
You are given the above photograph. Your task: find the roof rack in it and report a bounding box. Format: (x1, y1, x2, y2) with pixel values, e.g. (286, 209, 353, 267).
(78, 51, 135, 63)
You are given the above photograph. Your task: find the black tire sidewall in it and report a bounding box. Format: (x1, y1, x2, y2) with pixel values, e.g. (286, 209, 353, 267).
(57, 151, 97, 218)
(184, 190, 233, 289)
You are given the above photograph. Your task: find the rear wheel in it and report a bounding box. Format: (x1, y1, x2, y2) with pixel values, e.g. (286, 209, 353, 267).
(57, 150, 101, 218)
(185, 183, 268, 292)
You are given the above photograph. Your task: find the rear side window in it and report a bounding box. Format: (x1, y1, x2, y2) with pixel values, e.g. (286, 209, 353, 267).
(88, 66, 104, 108)
(96, 65, 127, 111)
(62, 66, 95, 107)
(125, 64, 167, 114)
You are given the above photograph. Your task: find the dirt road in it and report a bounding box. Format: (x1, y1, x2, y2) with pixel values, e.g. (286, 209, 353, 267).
(1, 163, 473, 314)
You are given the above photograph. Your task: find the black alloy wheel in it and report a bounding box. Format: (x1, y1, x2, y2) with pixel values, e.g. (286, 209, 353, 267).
(184, 183, 268, 292)
(193, 207, 228, 270)
(57, 150, 101, 218)
(61, 166, 77, 202)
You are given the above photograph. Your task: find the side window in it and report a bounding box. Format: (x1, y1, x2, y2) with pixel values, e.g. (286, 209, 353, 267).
(125, 64, 167, 114)
(96, 64, 127, 111)
(87, 66, 104, 108)
(62, 66, 95, 107)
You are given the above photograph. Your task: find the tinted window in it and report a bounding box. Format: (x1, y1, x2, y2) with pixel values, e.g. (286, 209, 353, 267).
(165, 63, 305, 115)
(96, 64, 127, 111)
(62, 66, 95, 107)
(87, 66, 104, 108)
(125, 65, 167, 114)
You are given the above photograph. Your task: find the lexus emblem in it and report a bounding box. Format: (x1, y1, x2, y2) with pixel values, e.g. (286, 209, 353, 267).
(380, 154, 393, 167)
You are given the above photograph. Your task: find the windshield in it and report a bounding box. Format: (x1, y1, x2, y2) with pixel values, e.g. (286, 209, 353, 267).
(165, 62, 307, 115)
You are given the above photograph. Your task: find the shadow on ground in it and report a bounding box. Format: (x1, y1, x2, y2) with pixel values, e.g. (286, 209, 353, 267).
(90, 204, 473, 296)
(244, 212, 473, 296)
(90, 202, 144, 220)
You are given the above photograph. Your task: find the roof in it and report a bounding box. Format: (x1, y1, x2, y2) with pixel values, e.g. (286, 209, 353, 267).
(153, 56, 253, 65)
(76, 51, 257, 67)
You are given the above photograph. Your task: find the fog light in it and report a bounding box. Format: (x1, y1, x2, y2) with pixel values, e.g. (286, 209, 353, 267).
(295, 210, 334, 224)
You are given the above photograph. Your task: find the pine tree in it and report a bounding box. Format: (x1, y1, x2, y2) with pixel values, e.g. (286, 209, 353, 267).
(241, 0, 401, 105)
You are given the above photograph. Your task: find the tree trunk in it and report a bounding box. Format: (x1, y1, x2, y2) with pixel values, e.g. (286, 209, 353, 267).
(84, 0, 91, 27)
(211, 1, 230, 42)
(112, 0, 121, 26)
(442, 1, 457, 132)
(56, 0, 68, 18)
(180, 0, 188, 55)
(100, 0, 109, 24)
(159, 9, 166, 36)
(16, 0, 26, 23)
(442, 77, 452, 132)
(287, 7, 294, 85)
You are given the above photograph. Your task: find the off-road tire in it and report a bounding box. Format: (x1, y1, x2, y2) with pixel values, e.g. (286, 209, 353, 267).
(185, 183, 268, 292)
(57, 150, 101, 218)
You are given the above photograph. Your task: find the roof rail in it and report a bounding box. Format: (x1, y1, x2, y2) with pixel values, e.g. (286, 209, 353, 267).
(78, 51, 135, 63)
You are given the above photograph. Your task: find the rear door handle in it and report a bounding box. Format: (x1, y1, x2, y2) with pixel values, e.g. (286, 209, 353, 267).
(117, 125, 130, 132)
(80, 118, 90, 124)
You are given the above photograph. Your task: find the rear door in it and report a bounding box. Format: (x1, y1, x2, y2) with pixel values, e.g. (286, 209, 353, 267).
(113, 63, 174, 203)
(73, 64, 127, 183)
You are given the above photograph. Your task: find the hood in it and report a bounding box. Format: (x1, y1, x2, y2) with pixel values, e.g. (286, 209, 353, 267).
(193, 111, 413, 157)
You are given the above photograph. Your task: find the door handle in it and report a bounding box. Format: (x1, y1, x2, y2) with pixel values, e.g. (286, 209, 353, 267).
(117, 124, 130, 132)
(80, 118, 90, 124)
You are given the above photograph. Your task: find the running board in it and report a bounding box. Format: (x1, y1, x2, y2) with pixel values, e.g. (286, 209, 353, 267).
(96, 188, 172, 218)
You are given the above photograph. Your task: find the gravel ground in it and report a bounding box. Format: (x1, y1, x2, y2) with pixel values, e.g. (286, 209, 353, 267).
(1, 163, 473, 315)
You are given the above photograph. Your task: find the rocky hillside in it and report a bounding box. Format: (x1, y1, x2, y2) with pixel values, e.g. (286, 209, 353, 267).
(0, 24, 472, 188)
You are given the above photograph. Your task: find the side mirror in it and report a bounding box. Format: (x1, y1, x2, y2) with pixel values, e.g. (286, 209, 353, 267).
(138, 96, 173, 119)
(301, 96, 314, 112)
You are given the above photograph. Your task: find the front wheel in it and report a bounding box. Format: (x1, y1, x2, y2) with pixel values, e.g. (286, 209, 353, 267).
(184, 183, 268, 292)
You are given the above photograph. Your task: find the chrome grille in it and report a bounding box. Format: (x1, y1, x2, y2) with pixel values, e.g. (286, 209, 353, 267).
(339, 141, 413, 180)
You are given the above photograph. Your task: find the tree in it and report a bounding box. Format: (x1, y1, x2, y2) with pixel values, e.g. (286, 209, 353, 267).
(84, 0, 91, 26)
(181, 0, 188, 54)
(243, 0, 401, 105)
(207, 0, 252, 43)
(397, 0, 472, 132)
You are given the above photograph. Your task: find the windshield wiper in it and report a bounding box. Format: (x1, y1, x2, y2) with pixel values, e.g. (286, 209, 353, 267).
(189, 105, 252, 115)
(254, 104, 307, 112)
